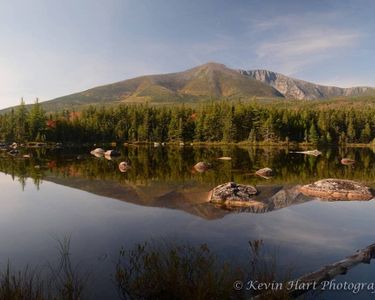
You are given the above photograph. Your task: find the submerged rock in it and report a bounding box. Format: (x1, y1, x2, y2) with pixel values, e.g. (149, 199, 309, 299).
(218, 156, 232, 160)
(105, 150, 121, 157)
(193, 162, 211, 173)
(294, 149, 322, 156)
(8, 149, 19, 156)
(341, 158, 355, 165)
(255, 167, 273, 178)
(119, 161, 131, 173)
(90, 148, 105, 157)
(300, 179, 374, 201)
(209, 182, 258, 207)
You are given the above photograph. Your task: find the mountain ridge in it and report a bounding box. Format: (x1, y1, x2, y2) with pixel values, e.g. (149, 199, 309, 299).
(2, 62, 374, 113)
(239, 69, 373, 100)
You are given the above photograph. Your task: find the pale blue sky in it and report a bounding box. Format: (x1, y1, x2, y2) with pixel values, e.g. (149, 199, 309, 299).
(0, 0, 374, 108)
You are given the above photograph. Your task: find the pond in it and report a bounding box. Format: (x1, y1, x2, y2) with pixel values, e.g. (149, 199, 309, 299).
(1, 145, 375, 299)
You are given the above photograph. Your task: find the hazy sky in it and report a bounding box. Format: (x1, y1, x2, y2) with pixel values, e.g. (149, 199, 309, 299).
(1, 0, 374, 109)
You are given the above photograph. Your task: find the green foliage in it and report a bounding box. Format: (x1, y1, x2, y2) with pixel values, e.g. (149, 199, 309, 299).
(308, 122, 319, 144)
(28, 98, 46, 141)
(1, 100, 375, 145)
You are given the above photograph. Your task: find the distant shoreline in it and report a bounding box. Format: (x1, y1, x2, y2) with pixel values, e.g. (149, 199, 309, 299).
(3, 140, 375, 149)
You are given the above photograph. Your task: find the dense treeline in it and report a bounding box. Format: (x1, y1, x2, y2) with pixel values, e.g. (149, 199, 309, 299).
(1, 99, 375, 144)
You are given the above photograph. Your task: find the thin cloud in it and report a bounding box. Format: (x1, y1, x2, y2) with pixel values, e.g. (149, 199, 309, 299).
(257, 30, 360, 58)
(255, 29, 362, 74)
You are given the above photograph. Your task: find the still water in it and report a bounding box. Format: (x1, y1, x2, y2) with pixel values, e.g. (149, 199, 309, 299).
(1, 145, 375, 299)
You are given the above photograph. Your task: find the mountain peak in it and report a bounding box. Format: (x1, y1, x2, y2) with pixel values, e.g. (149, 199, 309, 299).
(188, 62, 229, 72)
(199, 61, 227, 68)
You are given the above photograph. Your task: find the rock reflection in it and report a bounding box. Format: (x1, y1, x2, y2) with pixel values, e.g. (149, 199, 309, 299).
(0, 145, 374, 218)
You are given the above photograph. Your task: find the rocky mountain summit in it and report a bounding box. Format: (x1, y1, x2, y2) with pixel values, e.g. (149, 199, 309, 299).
(239, 69, 373, 100)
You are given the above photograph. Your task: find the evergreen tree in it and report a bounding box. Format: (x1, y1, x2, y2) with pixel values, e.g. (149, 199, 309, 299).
(360, 122, 371, 143)
(28, 98, 46, 141)
(308, 123, 319, 144)
(15, 98, 28, 142)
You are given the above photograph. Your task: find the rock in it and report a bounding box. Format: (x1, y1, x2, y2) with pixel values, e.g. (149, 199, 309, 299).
(209, 182, 258, 207)
(104, 150, 121, 157)
(154, 142, 160, 147)
(294, 149, 322, 156)
(255, 167, 273, 178)
(10, 142, 18, 149)
(90, 148, 105, 157)
(8, 149, 19, 156)
(300, 179, 374, 201)
(270, 185, 308, 209)
(119, 161, 131, 173)
(23, 154, 32, 158)
(193, 162, 211, 173)
(341, 158, 355, 165)
(218, 156, 232, 160)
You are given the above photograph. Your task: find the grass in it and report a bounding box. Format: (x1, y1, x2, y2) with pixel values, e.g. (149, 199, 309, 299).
(114, 239, 293, 300)
(0, 237, 88, 300)
(0, 238, 294, 300)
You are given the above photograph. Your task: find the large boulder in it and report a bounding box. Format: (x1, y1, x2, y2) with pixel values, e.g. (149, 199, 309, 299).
(300, 179, 374, 201)
(209, 182, 258, 207)
(255, 167, 273, 178)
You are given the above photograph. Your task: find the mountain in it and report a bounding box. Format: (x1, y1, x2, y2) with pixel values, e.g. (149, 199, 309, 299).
(2, 62, 374, 113)
(38, 62, 282, 111)
(239, 69, 374, 100)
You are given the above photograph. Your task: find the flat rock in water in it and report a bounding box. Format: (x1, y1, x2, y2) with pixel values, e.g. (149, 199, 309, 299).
(300, 179, 374, 201)
(341, 158, 355, 165)
(90, 148, 105, 157)
(209, 182, 258, 207)
(194, 162, 211, 173)
(255, 167, 273, 178)
(295, 150, 322, 156)
(119, 162, 131, 173)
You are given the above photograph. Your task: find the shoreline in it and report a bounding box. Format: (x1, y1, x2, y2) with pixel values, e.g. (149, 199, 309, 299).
(2, 140, 375, 149)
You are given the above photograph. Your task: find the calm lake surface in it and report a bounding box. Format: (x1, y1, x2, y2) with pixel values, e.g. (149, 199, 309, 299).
(1, 145, 375, 299)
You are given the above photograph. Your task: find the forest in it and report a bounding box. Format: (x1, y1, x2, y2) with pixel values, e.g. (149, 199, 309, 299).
(0, 98, 374, 145)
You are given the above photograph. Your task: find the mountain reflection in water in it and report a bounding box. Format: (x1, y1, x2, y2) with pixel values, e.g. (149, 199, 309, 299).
(0, 145, 374, 218)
